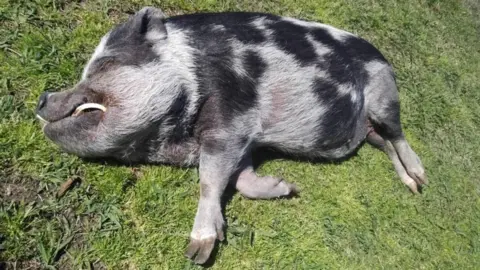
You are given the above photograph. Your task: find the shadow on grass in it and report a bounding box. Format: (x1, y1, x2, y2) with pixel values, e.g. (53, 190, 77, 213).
(82, 141, 366, 171)
(251, 144, 365, 170)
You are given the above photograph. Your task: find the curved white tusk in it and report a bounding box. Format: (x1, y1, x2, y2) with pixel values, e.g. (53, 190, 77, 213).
(72, 103, 107, 117)
(36, 114, 50, 125)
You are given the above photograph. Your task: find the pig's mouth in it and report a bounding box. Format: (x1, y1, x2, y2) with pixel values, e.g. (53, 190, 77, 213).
(36, 103, 107, 128)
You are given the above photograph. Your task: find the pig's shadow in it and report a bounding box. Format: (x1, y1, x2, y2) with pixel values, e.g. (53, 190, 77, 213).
(84, 143, 363, 186)
(251, 146, 361, 169)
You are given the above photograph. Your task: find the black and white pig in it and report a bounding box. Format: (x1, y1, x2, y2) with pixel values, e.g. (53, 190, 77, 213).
(35, 7, 427, 264)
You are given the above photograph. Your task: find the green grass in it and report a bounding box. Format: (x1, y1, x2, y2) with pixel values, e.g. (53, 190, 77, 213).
(1, 0, 479, 269)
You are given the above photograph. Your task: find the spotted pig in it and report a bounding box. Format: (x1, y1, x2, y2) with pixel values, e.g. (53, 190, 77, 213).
(36, 7, 427, 264)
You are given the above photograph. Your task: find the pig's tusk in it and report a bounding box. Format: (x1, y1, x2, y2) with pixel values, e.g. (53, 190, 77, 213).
(72, 103, 107, 117)
(36, 114, 50, 125)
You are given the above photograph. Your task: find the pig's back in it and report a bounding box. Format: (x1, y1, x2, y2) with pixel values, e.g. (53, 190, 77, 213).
(166, 12, 390, 159)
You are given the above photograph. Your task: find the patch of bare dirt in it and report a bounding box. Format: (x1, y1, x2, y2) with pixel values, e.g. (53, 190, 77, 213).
(0, 260, 41, 270)
(0, 169, 40, 204)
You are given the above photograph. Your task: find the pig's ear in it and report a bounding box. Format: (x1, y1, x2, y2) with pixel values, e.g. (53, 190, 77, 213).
(133, 7, 168, 41)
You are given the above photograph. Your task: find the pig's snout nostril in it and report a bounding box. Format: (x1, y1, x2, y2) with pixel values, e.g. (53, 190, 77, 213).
(36, 92, 50, 111)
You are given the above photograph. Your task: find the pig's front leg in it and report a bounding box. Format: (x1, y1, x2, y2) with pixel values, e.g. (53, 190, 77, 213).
(185, 135, 247, 264)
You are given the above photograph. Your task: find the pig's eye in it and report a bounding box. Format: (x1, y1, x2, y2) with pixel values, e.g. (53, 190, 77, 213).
(92, 56, 117, 73)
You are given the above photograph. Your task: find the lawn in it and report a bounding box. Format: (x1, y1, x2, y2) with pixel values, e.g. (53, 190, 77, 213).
(1, 0, 479, 269)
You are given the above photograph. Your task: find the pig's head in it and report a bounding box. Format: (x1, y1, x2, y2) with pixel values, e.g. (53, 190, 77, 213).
(36, 7, 192, 160)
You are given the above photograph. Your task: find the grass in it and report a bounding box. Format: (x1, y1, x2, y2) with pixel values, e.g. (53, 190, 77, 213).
(1, 0, 479, 269)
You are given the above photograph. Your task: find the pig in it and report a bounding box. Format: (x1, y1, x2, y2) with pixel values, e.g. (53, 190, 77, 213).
(35, 7, 427, 264)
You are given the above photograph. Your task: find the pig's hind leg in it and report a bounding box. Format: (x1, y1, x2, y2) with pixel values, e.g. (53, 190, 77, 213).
(234, 155, 298, 199)
(365, 65, 427, 193)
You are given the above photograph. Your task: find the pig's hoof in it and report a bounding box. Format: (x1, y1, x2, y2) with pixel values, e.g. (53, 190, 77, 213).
(284, 181, 299, 197)
(409, 169, 428, 186)
(185, 237, 217, 264)
(406, 180, 420, 194)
